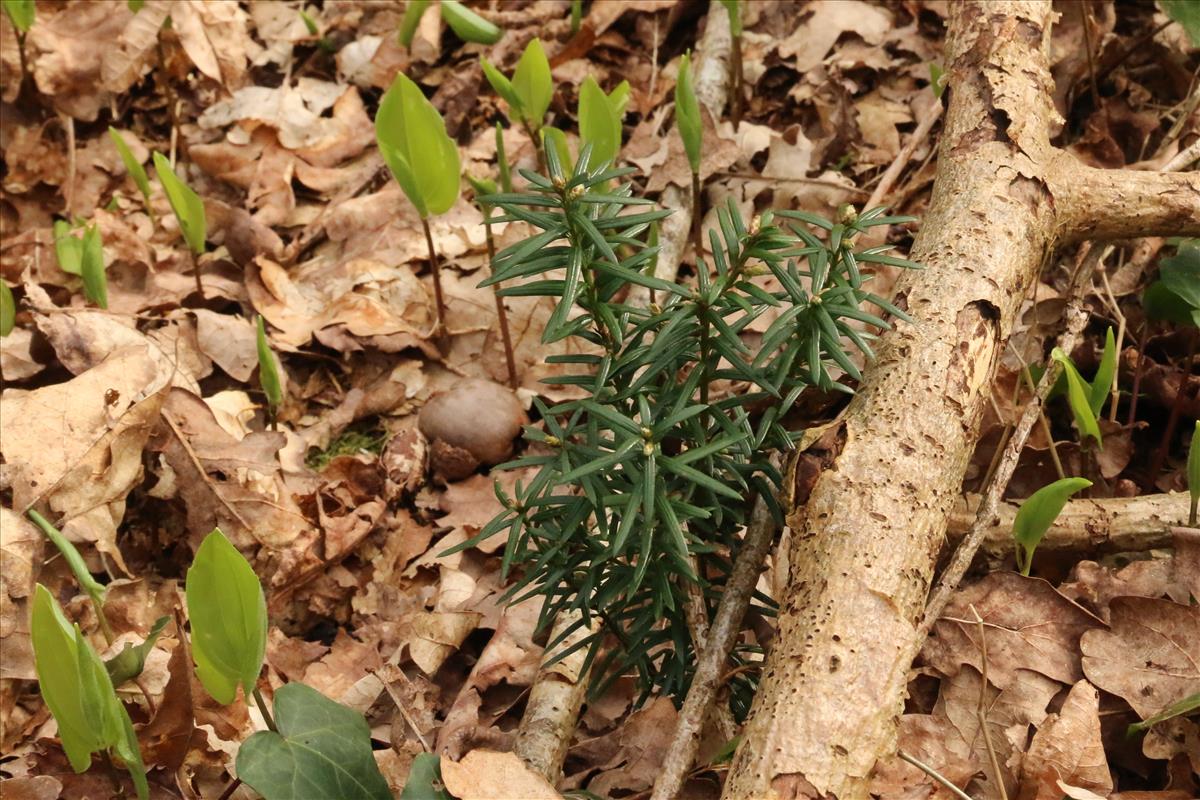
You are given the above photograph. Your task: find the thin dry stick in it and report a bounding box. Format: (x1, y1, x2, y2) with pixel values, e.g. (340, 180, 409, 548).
(64, 114, 77, 216)
(864, 97, 944, 211)
(969, 604, 1008, 800)
(896, 750, 975, 800)
(420, 217, 449, 346)
(482, 207, 518, 388)
(651, 493, 778, 800)
(918, 244, 1104, 639)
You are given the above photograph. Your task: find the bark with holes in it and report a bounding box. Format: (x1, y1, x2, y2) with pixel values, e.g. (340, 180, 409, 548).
(721, 3, 1200, 799)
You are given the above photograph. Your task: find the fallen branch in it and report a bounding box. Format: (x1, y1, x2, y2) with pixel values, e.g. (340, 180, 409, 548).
(722, 4, 1200, 798)
(652, 493, 778, 800)
(950, 492, 1185, 557)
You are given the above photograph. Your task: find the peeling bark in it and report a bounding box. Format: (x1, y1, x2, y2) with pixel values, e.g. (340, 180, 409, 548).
(721, 3, 1200, 799)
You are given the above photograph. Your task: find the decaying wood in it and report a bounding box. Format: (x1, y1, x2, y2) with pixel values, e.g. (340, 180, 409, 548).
(950, 492, 1185, 557)
(512, 612, 594, 783)
(721, 3, 1200, 799)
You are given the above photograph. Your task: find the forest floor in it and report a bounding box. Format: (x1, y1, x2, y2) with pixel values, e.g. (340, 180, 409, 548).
(0, 1, 1198, 799)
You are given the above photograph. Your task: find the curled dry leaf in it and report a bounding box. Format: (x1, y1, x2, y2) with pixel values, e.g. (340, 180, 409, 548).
(0, 508, 42, 682)
(1017, 680, 1112, 800)
(440, 749, 560, 800)
(419, 378, 528, 482)
(27, 1, 133, 120)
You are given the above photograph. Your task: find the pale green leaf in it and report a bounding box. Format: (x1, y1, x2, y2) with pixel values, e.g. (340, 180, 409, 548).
(1088, 326, 1116, 417)
(541, 125, 572, 171)
(398, 0, 431, 47)
(2, 0, 34, 32)
(440, 0, 501, 43)
(54, 220, 83, 276)
(1188, 421, 1199, 526)
(256, 315, 283, 413)
(0, 280, 14, 337)
(513, 38, 552, 128)
(80, 225, 107, 309)
(185, 529, 267, 705)
(107, 128, 152, 209)
(482, 57, 524, 119)
(152, 152, 207, 254)
(675, 51, 702, 174)
(578, 75, 620, 170)
(236, 683, 392, 800)
(400, 753, 452, 800)
(376, 72, 461, 218)
(1159, 239, 1200, 309)
(1161, 0, 1200, 46)
(1052, 348, 1102, 446)
(1012, 477, 1092, 575)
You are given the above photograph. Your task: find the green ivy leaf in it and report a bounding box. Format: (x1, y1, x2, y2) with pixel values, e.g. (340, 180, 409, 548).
(1088, 326, 1116, 418)
(1052, 348, 1102, 446)
(80, 224, 107, 309)
(1012, 477, 1092, 575)
(108, 128, 153, 211)
(236, 683, 392, 800)
(675, 51, 702, 174)
(185, 529, 267, 705)
(440, 0, 501, 44)
(54, 219, 83, 276)
(1159, 239, 1200, 309)
(1144, 280, 1200, 327)
(2, 0, 34, 32)
(256, 315, 283, 416)
(400, 753, 452, 800)
(375, 72, 461, 219)
(0, 280, 14, 337)
(1161, 0, 1200, 46)
(578, 75, 620, 170)
(398, 0, 431, 47)
(152, 152, 207, 255)
(31, 585, 149, 800)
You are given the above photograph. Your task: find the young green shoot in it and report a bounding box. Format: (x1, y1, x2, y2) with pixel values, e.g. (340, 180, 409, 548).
(570, 0, 583, 35)
(577, 75, 629, 171)
(1128, 691, 1200, 736)
(1051, 347, 1102, 448)
(256, 315, 283, 431)
(54, 219, 83, 276)
(2, 0, 33, 88)
(108, 128, 155, 222)
(1188, 420, 1199, 526)
(0, 280, 15, 337)
(185, 529, 268, 714)
(375, 72, 461, 344)
(28, 509, 113, 643)
(719, 0, 744, 129)
(496, 122, 513, 193)
(440, 0, 501, 44)
(80, 224, 107, 309)
(675, 50, 703, 260)
(467, 174, 518, 388)
(398, 0, 431, 47)
(482, 38, 553, 162)
(1012, 477, 1092, 576)
(298, 9, 335, 52)
(31, 585, 149, 800)
(152, 152, 208, 297)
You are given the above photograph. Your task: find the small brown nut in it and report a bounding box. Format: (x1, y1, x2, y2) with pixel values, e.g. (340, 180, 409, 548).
(418, 378, 528, 481)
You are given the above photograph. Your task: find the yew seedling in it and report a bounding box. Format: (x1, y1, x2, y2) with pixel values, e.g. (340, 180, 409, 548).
(375, 72, 461, 343)
(1012, 477, 1092, 575)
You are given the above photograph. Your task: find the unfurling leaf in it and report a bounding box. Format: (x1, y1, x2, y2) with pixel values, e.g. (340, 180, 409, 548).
(578, 75, 621, 170)
(1012, 477, 1092, 575)
(54, 219, 83, 276)
(80, 224, 107, 309)
(1052, 348, 1102, 446)
(153, 152, 207, 255)
(1189, 420, 1199, 526)
(32, 585, 149, 799)
(236, 683, 392, 800)
(108, 128, 153, 212)
(1087, 327, 1116, 417)
(375, 72, 461, 219)
(483, 38, 552, 131)
(400, 753, 452, 800)
(185, 529, 267, 705)
(256, 315, 283, 417)
(2, 0, 34, 32)
(27, 510, 111, 638)
(441, 0, 502, 44)
(398, 0, 431, 47)
(0, 280, 14, 337)
(105, 616, 170, 686)
(675, 51, 702, 175)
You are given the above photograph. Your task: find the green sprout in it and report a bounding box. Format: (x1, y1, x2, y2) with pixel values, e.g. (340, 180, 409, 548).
(570, 0, 583, 35)
(375, 72, 461, 342)
(256, 315, 283, 431)
(719, 0, 743, 129)
(482, 37, 553, 156)
(441, 0, 501, 43)
(31, 585, 149, 800)
(674, 50, 703, 258)
(108, 128, 154, 221)
(152, 152, 208, 296)
(1, 280, 15, 337)
(79, 224, 107, 309)
(2, 0, 34, 87)
(398, 0, 430, 47)
(27, 510, 113, 643)
(1012, 477, 1092, 576)
(577, 75, 629, 170)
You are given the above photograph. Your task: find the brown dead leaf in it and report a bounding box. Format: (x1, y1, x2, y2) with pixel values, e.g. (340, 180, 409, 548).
(1081, 597, 1200, 719)
(0, 508, 41, 682)
(192, 309, 258, 382)
(923, 572, 1104, 689)
(569, 696, 679, 796)
(1018, 680, 1112, 800)
(0, 776, 63, 800)
(441, 749, 560, 800)
(777, 0, 893, 72)
(404, 610, 483, 676)
(28, 1, 133, 120)
(141, 618, 195, 772)
(170, 0, 254, 87)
